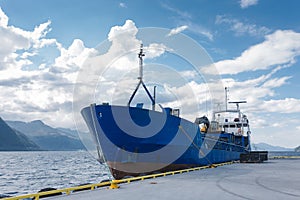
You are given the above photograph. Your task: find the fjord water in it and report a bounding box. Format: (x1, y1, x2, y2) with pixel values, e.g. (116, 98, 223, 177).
(0, 151, 110, 197)
(1, 151, 299, 197)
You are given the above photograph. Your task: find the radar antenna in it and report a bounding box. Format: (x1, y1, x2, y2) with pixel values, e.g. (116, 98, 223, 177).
(229, 101, 247, 118)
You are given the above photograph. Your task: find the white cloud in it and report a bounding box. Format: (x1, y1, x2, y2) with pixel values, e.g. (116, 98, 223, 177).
(206, 30, 300, 75)
(0, 7, 96, 128)
(31, 21, 62, 49)
(20, 51, 37, 59)
(52, 39, 97, 75)
(239, 0, 258, 9)
(217, 65, 294, 113)
(31, 20, 52, 41)
(180, 70, 197, 79)
(259, 98, 300, 114)
(119, 2, 127, 8)
(144, 43, 169, 58)
(0, 7, 8, 27)
(167, 25, 188, 37)
(261, 76, 291, 88)
(0, 9, 31, 70)
(108, 20, 137, 41)
(215, 15, 271, 37)
(107, 20, 140, 54)
(0, 8, 60, 71)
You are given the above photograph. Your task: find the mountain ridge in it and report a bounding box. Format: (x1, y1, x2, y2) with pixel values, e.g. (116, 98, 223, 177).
(251, 142, 294, 151)
(2, 118, 297, 152)
(6, 120, 85, 151)
(0, 117, 40, 151)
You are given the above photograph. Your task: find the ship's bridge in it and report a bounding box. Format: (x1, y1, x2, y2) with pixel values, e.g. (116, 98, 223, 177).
(212, 101, 250, 136)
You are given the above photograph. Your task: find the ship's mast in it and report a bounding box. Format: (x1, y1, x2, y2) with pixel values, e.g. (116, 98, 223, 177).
(128, 44, 156, 110)
(153, 86, 156, 111)
(225, 87, 229, 111)
(138, 44, 145, 81)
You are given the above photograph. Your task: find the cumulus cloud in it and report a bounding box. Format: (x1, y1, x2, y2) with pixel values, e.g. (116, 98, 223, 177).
(107, 20, 140, 55)
(31, 20, 52, 41)
(0, 7, 97, 128)
(0, 8, 60, 71)
(52, 39, 97, 75)
(144, 43, 169, 58)
(222, 74, 293, 113)
(204, 30, 300, 75)
(0, 9, 30, 69)
(223, 66, 291, 94)
(239, 0, 258, 9)
(259, 98, 300, 113)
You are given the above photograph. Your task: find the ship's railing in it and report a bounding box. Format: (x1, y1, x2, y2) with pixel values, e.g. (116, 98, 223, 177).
(3, 161, 235, 200)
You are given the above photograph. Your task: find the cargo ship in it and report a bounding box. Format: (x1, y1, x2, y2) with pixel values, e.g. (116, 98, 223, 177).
(81, 45, 251, 179)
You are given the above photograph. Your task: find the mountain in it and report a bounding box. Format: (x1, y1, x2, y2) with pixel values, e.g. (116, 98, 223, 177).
(251, 143, 293, 151)
(6, 120, 85, 151)
(0, 117, 40, 151)
(56, 127, 81, 139)
(7, 120, 64, 137)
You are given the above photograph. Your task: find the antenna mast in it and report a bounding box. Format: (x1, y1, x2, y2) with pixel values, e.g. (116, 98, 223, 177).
(128, 44, 156, 110)
(225, 87, 229, 111)
(138, 44, 145, 80)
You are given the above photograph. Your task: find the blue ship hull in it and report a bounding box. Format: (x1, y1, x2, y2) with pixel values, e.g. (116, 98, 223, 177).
(81, 104, 250, 179)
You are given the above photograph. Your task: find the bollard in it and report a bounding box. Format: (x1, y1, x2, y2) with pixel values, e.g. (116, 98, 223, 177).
(109, 180, 120, 189)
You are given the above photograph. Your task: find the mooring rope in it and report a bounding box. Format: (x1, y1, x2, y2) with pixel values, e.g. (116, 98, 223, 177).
(178, 125, 216, 168)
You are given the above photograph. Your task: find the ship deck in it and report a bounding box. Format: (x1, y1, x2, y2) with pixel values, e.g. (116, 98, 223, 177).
(44, 158, 300, 200)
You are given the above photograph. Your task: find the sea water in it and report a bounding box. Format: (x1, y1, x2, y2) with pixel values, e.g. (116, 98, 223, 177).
(0, 151, 110, 197)
(1, 151, 299, 197)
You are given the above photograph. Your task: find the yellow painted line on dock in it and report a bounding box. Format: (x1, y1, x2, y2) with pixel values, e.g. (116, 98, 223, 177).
(270, 156, 300, 159)
(3, 161, 234, 200)
(2, 182, 111, 200)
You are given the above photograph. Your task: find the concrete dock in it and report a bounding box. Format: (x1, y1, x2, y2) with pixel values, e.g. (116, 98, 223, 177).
(43, 159, 300, 200)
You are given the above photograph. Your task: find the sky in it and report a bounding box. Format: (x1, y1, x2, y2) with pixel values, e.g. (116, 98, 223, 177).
(0, 0, 300, 148)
